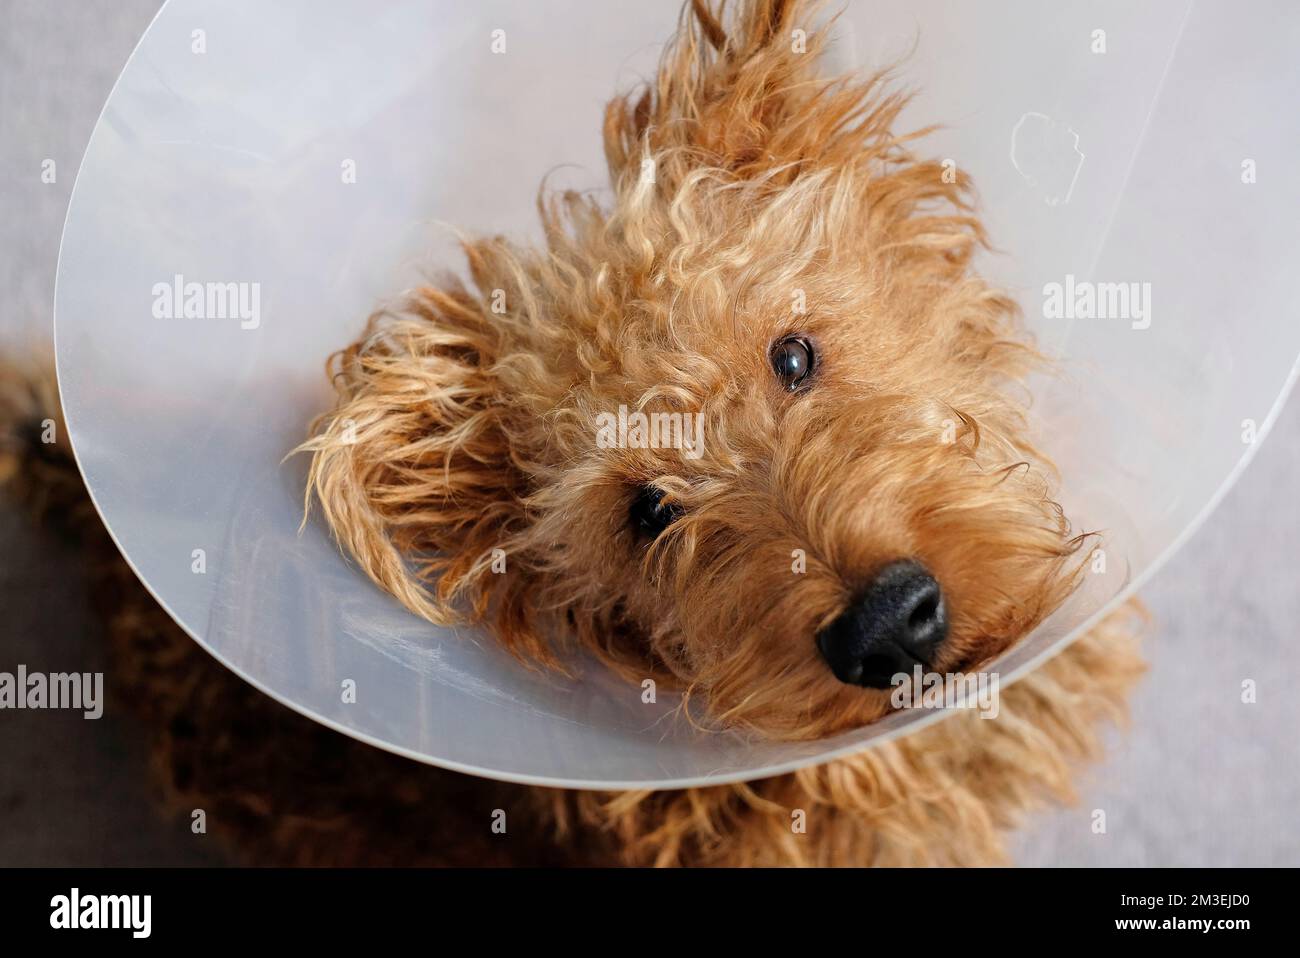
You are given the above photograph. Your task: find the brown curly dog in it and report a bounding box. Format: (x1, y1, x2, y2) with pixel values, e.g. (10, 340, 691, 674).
(0, 354, 1142, 865)
(1, 0, 1144, 866)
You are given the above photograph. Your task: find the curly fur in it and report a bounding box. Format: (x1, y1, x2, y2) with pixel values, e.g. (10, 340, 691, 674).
(302, 0, 1090, 738)
(0, 0, 1148, 868)
(1, 353, 1142, 866)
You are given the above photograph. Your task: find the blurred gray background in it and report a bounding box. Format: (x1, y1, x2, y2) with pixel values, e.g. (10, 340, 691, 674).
(1, 0, 1296, 866)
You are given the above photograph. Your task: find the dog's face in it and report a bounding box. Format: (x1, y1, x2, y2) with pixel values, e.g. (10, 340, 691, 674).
(305, 0, 1086, 740)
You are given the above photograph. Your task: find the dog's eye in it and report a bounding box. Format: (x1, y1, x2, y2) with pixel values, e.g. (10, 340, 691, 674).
(770, 336, 814, 391)
(629, 485, 683, 539)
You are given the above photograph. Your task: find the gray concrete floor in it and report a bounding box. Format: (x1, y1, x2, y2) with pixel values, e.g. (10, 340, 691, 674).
(1, 0, 1296, 866)
(1, 0, 222, 867)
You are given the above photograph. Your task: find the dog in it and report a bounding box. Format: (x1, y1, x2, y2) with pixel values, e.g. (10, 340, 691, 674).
(296, 0, 1145, 864)
(0, 0, 1144, 866)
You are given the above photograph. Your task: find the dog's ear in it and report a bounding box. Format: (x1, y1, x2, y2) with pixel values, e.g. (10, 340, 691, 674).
(604, 0, 901, 189)
(300, 268, 551, 664)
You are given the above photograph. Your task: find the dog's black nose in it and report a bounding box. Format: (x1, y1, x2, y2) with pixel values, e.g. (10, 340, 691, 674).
(816, 560, 947, 688)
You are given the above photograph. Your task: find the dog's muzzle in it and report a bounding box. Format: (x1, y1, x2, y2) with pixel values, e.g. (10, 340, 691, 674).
(815, 560, 948, 688)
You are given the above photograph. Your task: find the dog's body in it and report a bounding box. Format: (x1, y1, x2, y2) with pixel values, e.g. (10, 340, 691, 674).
(0, 0, 1145, 866)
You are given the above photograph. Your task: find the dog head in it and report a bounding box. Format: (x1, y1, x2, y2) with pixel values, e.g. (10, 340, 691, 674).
(304, 0, 1087, 739)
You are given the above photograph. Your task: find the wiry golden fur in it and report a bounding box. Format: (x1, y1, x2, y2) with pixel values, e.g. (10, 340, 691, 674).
(541, 609, 1143, 866)
(302, 0, 1091, 740)
(1, 357, 1142, 868)
(0, 0, 1147, 867)
(292, 0, 1146, 864)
